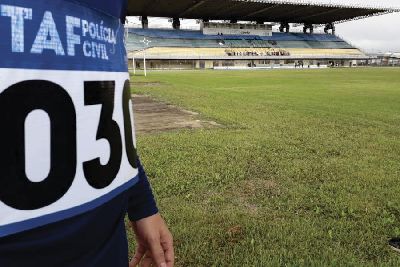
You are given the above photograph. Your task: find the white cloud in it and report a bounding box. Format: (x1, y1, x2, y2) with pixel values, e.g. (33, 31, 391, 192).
(316, 0, 400, 52)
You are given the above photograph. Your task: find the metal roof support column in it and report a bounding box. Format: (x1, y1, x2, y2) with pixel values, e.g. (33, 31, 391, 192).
(172, 18, 180, 29)
(279, 22, 290, 33)
(141, 16, 148, 29)
(303, 23, 314, 34)
(324, 22, 335, 34)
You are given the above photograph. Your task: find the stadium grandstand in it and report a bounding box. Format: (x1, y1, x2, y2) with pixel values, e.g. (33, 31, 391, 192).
(125, 0, 400, 70)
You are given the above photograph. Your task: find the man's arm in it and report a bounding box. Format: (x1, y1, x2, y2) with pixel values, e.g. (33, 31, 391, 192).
(127, 159, 174, 267)
(127, 159, 159, 221)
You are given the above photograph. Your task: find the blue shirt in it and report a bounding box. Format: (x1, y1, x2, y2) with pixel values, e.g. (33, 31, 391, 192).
(0, 0, 158, 266)
(0, 160, 158, 267)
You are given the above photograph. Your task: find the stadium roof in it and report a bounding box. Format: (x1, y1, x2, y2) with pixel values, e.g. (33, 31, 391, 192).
(127, 0, 400, 24)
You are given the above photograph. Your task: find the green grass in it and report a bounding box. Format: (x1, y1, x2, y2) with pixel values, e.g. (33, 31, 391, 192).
(126, 68, 400, 266)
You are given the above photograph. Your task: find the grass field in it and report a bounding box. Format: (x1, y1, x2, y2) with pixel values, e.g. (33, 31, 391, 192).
(127, 68, 400, 266)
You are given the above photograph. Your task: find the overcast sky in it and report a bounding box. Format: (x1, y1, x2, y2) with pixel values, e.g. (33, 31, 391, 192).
(333, 0, 400, 53)
(128, 0, 400, 53)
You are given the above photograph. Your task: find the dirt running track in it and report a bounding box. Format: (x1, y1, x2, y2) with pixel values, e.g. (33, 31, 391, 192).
(132, 94, 220, 134)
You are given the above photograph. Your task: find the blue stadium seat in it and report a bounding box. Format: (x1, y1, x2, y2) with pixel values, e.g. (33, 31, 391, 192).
(126, 28, 354, 51)
(128, 28, 344, 42)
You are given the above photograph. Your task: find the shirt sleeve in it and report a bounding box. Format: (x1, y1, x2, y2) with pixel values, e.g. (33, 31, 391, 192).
(127, 158, 159, 221)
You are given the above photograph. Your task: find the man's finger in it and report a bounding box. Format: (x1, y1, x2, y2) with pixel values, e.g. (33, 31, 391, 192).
(161, 233, 174, 267)
(148, 236, 167, 267)
(130, 246, 146, 267)
(163, 243, 174, 267)
(139, 254, 153, 267)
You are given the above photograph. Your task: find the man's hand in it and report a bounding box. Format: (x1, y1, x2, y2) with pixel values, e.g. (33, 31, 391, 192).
(129, 213, 174, 267)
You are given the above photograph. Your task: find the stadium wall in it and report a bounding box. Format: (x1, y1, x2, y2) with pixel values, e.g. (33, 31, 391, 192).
(128, 58, 362, 70)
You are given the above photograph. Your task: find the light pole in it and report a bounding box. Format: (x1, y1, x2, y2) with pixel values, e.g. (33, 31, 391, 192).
(130, 48, 146, 76)
(140, 38, 151, 77)
(132, 55, 136, 75)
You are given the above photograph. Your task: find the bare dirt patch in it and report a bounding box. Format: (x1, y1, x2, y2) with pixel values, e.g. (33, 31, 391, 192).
(131, 82, 164, 87)
(225, 178, 280, 215)
(132, 94, 221, 134)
